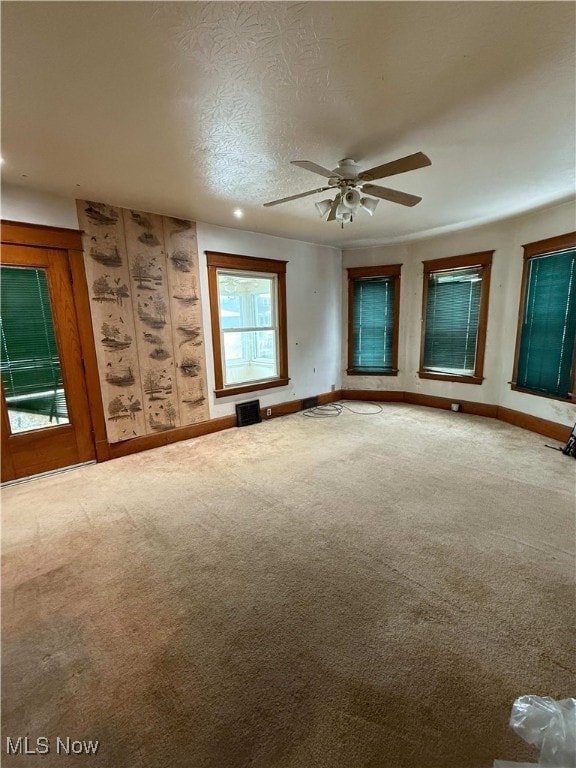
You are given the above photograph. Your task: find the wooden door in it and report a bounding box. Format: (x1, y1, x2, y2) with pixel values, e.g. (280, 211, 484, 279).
(1, 243, 96, 481)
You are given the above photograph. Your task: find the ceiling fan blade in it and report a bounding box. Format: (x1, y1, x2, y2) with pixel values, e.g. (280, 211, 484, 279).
(359, 152, 431, 182)
(362, 184, 422, 207)
(263, 186, 331, 207)
(327, 195, 341, 221)
(291, 160, 341, 179)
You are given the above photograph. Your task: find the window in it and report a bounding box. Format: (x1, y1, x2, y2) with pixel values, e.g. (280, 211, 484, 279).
(206, 252, 289, 398)
(512, 232, 576, 401)
(1, 266, 70, 432)
(347, 265, 401, 375)
(419, 251, 493, 384)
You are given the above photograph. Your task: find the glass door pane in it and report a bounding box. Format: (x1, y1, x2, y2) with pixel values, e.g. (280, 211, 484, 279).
(1, 266, 70, 433)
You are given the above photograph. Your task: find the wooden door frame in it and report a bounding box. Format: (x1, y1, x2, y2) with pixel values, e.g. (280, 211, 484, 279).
(1, 220, 110, 467)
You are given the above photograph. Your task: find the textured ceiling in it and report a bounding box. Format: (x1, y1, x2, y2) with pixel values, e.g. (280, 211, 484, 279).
(2, 2, 575, 248)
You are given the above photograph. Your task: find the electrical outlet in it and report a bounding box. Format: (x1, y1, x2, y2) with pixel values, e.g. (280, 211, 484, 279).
(331, 384, 336, 392)
(266, 408, 272, 417)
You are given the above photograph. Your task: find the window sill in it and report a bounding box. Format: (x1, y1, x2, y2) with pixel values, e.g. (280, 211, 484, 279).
(510, 384, 575, 403)
(418, 371, 484, 385)
(214, 377, 290, 399)
(346, 369, 398, 376)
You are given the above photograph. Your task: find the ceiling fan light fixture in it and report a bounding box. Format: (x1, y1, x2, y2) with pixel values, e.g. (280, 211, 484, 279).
(335, 202, 352, 222)
(315, 199, 333, 218)
(360, 197, 379, 216)
(342, 187, 362, 209)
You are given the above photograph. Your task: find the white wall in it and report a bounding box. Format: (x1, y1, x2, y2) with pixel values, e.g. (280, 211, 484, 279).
(1, 184, 343, 420)
(1, 183, 79, 229)
(343, 199, 576, 427)
(5, 182, 574, 426)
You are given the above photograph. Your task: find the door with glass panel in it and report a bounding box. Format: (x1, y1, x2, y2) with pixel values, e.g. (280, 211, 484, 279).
(1, 245, 95, 481)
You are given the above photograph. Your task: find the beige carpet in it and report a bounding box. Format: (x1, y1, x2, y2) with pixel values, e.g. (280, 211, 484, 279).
(2, 404, 575, 768)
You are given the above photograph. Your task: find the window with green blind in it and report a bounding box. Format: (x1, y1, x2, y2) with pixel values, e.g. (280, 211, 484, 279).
(0, 266, 69, 426)
(347, 265, 401, 375)
(419, 251, 492, 383)
(514, 245, 576, 400)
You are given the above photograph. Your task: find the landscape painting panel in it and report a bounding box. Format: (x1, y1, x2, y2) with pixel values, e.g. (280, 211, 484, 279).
(76, 201, 146, 442)
(77, 201, 209, 442)
(164, 218, 209, 422)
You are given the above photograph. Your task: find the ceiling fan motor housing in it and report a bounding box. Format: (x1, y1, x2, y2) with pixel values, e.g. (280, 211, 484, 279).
(336, 158, 362, 179)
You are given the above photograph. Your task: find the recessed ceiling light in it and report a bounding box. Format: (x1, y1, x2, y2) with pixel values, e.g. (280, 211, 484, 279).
(233, 209, 243, 219)
(0, 156, 4, 164)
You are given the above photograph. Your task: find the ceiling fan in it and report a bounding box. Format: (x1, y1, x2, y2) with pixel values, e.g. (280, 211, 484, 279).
(263, 151, 431, 226)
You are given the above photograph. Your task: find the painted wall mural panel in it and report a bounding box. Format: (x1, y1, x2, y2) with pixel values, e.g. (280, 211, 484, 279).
(163, 218, 207, 419)
(77, 200, 209, 442)
(123, 209, 182, 434)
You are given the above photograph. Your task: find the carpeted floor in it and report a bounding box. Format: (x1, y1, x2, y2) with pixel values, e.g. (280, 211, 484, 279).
(2, 403, 575, 767)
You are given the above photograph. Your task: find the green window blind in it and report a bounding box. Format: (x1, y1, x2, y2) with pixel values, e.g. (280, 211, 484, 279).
(517, 248, 576, 398)
(0, 266, 68, 418)
(352, 277, 395, 372)
(423, 267, 482, 375)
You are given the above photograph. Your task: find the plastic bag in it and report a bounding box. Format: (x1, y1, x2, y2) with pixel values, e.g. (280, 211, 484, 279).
(494, 696, 576, 768)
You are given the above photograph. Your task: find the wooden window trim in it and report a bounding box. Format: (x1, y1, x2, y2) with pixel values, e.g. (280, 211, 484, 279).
(421, 251, 493, 274)
(347, 264, 402, 279)
(511, 231, 576, 403)
(206, 251, 289, 399)
(418, 250, 493, 383)
(521, 231, 576, 259)
(417, 371, 484, 385)
(346, 264, 401, 376)
(206, 252, 287, 274)
(1, 220, 84, 251)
